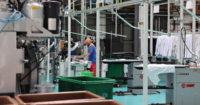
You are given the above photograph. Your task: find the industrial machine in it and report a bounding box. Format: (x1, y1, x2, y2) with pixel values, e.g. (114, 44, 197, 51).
(134, 64, 200, 105)
(0, 0, 62, 96)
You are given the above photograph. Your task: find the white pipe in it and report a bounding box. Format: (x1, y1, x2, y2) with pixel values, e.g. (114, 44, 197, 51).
(81, 0, 85, 46)
(73, 0, 74, 12)
(192, 0, 196, 60)
(115, 8, 117, 37)
(150, 3, 153, 56)
(85, 0, 87, 37)
(63, 31, 93, 37)
(178, 4, 200, 22)
(168, 0, 170, 36)
(72, 17, 127, 37)
(180, 0, 184, 64)
(143, 2, 149, 105)
(113, 12, 180, 37)
(47, 38, 50, 81)
(68, 0, 71, 76)
(96, 1, 100, 77)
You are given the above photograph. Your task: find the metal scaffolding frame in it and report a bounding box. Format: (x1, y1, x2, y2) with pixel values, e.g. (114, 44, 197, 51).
(66, 1, 150, 104)
(65, 0, 199, 104)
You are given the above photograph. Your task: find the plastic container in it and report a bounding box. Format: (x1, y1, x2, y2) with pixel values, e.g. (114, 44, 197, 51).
(81, 72, 94, 76)
(0, 96, 18, 105)
(32, 100, 123, 105)
(15, 91, 105, 104)
(57, 76, 116, 99)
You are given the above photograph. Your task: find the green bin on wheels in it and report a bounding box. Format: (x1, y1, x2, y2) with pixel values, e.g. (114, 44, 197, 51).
(56, 76, 116, 99)
(106, 59, 124, 83)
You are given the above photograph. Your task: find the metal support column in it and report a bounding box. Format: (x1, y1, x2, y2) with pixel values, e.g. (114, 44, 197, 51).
(68, 0, 71, 76)
(134, 5, 140, 56)
(96, 1, 100, 77)
(143, 2, 149, 105)
(192, 0, 196, 60)
(81, 0, 85, 45)
(180, 0, 184, 64)
(115, 0, 118, 37)
(47, 38, 50, 81)
(150, 3, 154, 56)
(168, 0, 170, 36)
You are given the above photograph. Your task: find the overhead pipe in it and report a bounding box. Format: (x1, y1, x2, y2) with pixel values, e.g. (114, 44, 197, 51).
(113, 11, 181, 37)
(72, 17, 127, 37)
(62, 31, 93, 37)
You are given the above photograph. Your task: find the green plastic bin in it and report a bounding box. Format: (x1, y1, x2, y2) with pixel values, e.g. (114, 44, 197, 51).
(56, 76, 116, 99)
(106, 59, 124, 83)
(81, 72, 94, 76)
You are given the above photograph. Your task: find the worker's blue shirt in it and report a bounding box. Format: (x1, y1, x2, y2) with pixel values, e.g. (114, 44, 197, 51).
(71, 51, 75, 55)
(89, 45, 96, 63)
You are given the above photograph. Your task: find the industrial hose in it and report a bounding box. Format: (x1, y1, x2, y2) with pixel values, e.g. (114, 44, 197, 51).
(180, 27, 199, 59)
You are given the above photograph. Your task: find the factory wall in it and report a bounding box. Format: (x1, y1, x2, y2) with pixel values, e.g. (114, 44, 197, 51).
(65, 13, 135, 58)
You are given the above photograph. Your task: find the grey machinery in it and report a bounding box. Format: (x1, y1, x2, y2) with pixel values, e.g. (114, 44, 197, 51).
(0, 0, 61, 96)
(134, 65, 200, 105)
(102, 59, 157, 95)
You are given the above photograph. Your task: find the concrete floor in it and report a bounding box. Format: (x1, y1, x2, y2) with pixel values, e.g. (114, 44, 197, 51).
(42, 74, 166, 105)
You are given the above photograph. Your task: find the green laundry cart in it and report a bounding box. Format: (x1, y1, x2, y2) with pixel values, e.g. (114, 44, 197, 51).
(106, 63, 124, 83)
(105, 59, 124, 83)
(56, 76, 116, 99)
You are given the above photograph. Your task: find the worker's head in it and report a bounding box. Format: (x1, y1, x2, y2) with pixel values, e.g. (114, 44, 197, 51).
(85, 38, 92, 46)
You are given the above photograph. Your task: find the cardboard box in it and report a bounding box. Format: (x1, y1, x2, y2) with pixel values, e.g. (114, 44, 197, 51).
(15, 91, 105, 105)
(0, 96, 18, 105)
(30, 100, 123, 105)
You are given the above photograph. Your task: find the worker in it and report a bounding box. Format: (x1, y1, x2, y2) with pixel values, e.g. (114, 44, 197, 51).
(65, 34, 76, 56)
(71, 38, 75, 56)
(77, 38, 96, 76)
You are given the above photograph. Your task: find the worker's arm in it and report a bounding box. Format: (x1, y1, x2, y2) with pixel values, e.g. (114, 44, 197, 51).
(76, 53, 91, 58)
(83, 53, 91, 56)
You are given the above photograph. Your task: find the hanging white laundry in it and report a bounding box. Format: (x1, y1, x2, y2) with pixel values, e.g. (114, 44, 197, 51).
(161, 36, 169, 58)
(155, 35, 181, 61)
(167, 36, 175, 58)
(171, 37, 180, 60)
(185, 34, 192, 58)
(155, 35, 168, 57)
(102, 63, 108, 77)
(197, 35, 200, 59)
(155, 36, 163, 57)
(195, 34, 200, 59)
